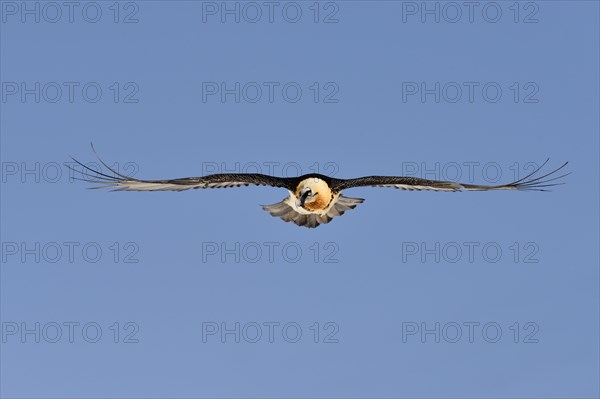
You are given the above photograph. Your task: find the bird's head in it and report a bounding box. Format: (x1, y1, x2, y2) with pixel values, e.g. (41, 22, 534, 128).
(295, 178, 332, 211)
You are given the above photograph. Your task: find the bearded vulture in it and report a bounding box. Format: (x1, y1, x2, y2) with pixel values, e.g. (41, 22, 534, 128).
(68, 146, 569, 228)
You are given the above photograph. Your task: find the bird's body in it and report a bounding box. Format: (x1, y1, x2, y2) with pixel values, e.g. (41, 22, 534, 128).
(69, 147, 569, 228)
(260, 175, 364, 228)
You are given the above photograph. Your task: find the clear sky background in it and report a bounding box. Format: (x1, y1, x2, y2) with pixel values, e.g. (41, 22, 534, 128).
(1, 1, 599, 398)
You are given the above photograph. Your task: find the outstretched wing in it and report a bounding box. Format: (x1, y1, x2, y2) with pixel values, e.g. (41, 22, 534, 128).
(67, 148, 294, 192)
(332, 160, 569, 192)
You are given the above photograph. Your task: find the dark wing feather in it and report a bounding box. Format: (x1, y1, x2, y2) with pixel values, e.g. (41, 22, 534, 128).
(66, 148, 295, 192)
(332, 160, 569, 193)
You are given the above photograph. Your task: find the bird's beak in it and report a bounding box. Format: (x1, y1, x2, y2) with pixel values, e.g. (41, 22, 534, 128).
(296, 188, 311, 208)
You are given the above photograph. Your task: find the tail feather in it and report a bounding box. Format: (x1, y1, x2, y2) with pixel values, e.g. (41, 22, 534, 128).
(262, 195, 364, 228)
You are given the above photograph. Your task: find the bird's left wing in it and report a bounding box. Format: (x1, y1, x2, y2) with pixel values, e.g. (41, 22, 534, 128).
(67, 155, 294, 192)
(332, 160, 569, 192)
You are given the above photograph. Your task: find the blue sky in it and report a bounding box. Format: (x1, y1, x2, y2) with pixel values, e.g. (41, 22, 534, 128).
(1, 1, 599, 398)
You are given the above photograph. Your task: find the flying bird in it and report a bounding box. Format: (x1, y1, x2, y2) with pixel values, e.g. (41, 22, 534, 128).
(68, 148, 569, 228)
